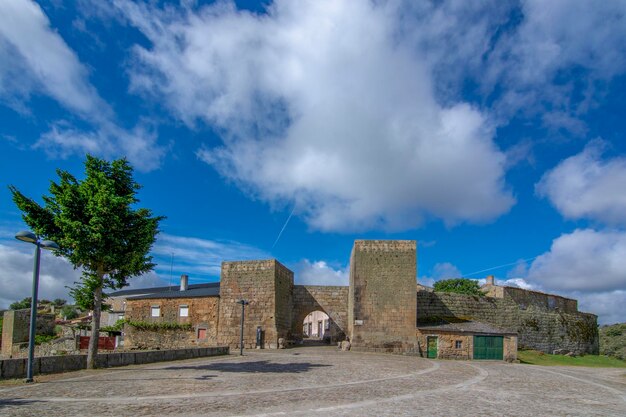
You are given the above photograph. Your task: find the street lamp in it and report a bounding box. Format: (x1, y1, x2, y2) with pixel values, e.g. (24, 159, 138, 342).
(15, 230, 59, 383)
(236, 299, 249, 356)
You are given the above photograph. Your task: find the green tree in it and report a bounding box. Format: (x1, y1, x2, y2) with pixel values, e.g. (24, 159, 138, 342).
(60, 305, 79, 320)
(434, 278, 484, 296)
(53, 298, 67, 307)
(9, 297, 32, 310)
(10, 155, 163, 369)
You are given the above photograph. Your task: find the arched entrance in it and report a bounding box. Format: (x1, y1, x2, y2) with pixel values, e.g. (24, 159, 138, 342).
(302, 310, 330, 344)
(291, 285, 348, 344)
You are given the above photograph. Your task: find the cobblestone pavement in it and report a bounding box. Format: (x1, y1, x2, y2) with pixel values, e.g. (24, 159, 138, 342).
(0, 347, 624, 416)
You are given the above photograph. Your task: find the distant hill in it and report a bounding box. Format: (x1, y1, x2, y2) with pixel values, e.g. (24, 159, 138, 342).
(600, 323, 626, 360)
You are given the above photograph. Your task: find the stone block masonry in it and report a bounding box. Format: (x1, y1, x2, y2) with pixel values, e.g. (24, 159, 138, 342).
(1, 310, 56, 358)
(0, 347, 229, 380)
(291, 286, 349, 342)
(125, 296, 220, 347)
(217, 260, 294, 349)
(349, 240, 418, 352)
(416, 291, 598, 354)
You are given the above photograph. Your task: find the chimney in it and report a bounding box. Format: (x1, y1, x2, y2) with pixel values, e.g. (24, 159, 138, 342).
(180, 274, 188, 291)
(486, 275, 495, 286)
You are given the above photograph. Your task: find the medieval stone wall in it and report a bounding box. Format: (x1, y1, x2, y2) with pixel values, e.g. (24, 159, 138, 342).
(416, 291, 598, 354)
(349, 240, 417, 351)
(292, 285, 348, 342)
(274, 262, 294, 343)
(217, 260, 290, 349)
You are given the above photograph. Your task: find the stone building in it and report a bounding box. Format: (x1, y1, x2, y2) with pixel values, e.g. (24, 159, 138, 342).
(110, 240, 598, 359)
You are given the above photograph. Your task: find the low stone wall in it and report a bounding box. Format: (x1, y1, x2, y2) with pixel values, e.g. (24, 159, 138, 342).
(0, 346, 229, 380)
(416, 291, 598, 354)
(124, 326, 201, 350)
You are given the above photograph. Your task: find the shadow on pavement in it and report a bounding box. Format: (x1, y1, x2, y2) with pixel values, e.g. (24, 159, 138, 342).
(0, 398, 43, 409)
(165, 360, 332, 374)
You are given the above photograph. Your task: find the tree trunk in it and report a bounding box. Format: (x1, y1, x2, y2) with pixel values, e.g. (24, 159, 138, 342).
(86, 275, 103, 370)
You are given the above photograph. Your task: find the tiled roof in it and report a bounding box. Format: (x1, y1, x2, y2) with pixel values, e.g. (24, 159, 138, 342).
(416, 320, 516, 335)
(107, 282, 220, 299)
(127, 285, 220, 300)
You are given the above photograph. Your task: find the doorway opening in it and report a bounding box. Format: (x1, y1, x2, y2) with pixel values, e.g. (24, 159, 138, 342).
(302, 310, 330, 345)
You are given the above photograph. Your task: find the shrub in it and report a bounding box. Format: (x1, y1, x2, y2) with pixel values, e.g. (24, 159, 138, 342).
(34, 334, 57, 345)
(60, 305, 79, 320)
(434, 278, 484, 296)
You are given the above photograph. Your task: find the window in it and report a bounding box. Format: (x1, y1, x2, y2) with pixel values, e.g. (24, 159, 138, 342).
(197, 328, 207, 339)
(151, 306, 160, 317)
(455, 340, 462, 349)
(179, 305, 189, 317)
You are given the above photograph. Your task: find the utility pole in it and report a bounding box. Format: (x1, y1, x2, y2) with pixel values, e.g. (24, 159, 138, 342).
(237, 299, 249, 356)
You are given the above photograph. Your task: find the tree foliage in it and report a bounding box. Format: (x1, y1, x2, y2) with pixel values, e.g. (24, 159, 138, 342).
(433, 278, 484, 296)
(60, 305, 79, 320)
(10, 155, 163, 368)
(9, 297, 32, 310)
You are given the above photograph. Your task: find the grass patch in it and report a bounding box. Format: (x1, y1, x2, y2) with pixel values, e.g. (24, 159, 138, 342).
(518, 350, 626, 368)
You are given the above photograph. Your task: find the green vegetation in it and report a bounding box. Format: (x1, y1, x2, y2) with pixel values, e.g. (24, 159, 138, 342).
(518, 350, 626, 368)
(600, 323, 626, 360)
(60, 305, 79, 320)
(434, 278, 484, 297)
(34, 334, 57, 345)
(53, 298, 67, 307)
(10, 155, 163, 369)
(100, 318, 126, 333)
(124, 319, 192, 332)
(9, 297, 32, 310)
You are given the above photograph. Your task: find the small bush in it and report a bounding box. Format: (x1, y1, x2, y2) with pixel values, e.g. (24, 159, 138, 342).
(434, 278, 484, 296)
(34, 334, 56, 345)
(129, 320, 192, 331)
(60, 305, 79, 320)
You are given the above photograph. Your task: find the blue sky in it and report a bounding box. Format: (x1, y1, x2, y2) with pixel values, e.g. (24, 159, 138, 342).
(1, 0, 625, 324)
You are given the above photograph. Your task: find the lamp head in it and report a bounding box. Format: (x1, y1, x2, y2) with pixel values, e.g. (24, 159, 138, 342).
(15, 231, 37, 244)
(41, 240, 60, 250)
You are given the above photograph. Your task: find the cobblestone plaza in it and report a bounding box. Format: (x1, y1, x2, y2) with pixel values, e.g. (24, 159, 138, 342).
(0, 347, 624, 416)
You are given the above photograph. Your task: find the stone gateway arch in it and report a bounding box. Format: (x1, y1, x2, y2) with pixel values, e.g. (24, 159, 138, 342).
(216, 240, 418, 350)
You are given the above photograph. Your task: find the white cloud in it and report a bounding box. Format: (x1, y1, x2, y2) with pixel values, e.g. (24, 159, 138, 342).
(0, 0, 166, 171)
(528, 229, 626, 293)
(419, 262, 462, 287)
(294, 260, 348, 286)
(0, 243, 81, 310)
(537, 140, 626, 225)
(402, 1, 626, 131)
(0, 0, 107, 116)
(35, 121, 166, 172)
(151, 233, 270, 279)
(574, 290, 626, 325)
(114, 0, 515, 232)
(483, 0, 626, 126)
(500, 277, 536, 291)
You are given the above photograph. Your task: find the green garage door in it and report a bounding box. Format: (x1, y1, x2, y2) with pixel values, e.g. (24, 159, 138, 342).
(473, 336, 503, 360)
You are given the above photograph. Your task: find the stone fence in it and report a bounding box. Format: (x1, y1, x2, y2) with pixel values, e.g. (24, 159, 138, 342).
(0, 346, 229, 380)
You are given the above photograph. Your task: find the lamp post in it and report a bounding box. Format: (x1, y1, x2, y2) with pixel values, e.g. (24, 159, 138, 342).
(15, 231, 59, 383)
(236, 299, 249, 356)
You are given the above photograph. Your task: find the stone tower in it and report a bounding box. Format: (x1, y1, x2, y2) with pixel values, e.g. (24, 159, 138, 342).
(348, 240, 418, 352)
(217, 259, 293, 349)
